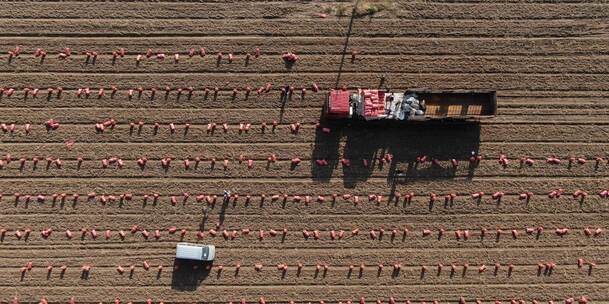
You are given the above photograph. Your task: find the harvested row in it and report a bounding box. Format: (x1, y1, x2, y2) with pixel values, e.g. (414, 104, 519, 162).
(3, 245, 606, 269)
(0, 212, 605, 232)
(1, 124, 609, 143)
(0, 105, 608, 123)
(0, 108, 320, 124)
(2, 193, 609, 216)
(0, 248, 605, 289)
(1, 177, 608, 195)
(0, 124, 312, 143)
(0, 108, 323, 124)
(1, 37, 609, 56)
(0, 142, 607, 160)
(0, 253, 608, 274)
(10, 265, 605, 287)
(0, 92, 323, 109)
(3, 73, 609, 91)
(3, 94, 609, 109)
(3, 159, 609, 179)
(4, 55, 609, 74)
(0, 229, 605, 250)
(4, 93, 609, 112)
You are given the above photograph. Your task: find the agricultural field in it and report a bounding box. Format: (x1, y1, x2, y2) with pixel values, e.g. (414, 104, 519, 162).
(0, 0, 608, 304)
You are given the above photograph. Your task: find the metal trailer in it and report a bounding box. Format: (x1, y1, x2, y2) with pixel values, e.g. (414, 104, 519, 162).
(325, 88, 497, 122)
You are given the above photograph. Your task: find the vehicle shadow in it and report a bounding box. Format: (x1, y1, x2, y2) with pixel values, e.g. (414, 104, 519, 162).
(310, 114, 482, 189)
(170, 259, 212, 291)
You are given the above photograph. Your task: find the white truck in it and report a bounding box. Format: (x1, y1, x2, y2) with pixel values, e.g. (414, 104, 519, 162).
(175, 243, 216, 261)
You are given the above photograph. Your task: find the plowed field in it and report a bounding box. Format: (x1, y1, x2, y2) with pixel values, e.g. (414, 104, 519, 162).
(0, 1, 607, 304)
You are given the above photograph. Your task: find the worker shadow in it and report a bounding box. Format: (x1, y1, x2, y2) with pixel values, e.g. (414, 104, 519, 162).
(217, 196, 231, 226)
(310, 115, 481, 189)
(170, 259, 212, 291)
(198, 205, 212, 233)
(283, 60, 296, 70)
(334, 2, 359, 88)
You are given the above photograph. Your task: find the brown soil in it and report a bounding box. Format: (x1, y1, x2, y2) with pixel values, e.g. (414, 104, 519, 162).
(0, 1, 607, 304)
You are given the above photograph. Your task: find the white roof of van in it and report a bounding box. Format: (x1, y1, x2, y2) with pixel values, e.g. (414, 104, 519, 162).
(176, 243, 210, 260)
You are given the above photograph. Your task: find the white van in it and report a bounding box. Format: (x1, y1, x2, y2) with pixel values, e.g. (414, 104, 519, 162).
(175, 243, 215, 261)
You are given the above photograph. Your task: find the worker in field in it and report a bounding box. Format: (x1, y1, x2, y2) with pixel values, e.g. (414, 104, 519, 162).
(420, 99, 427, 112)
(223, 190, 231, 203)
(402, 93, 425, 119)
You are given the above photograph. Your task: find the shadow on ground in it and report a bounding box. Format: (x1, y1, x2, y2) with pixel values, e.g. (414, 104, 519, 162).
(310, 113, 482, 190)
(171, 259, 213, 291)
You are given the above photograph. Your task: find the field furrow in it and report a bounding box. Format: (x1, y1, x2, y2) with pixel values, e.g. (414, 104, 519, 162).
(0, 0, 607, 301)
(0, 19, 606, 38)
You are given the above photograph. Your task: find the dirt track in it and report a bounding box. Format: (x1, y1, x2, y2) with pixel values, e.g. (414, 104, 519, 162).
(0, 1, 608, 303)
